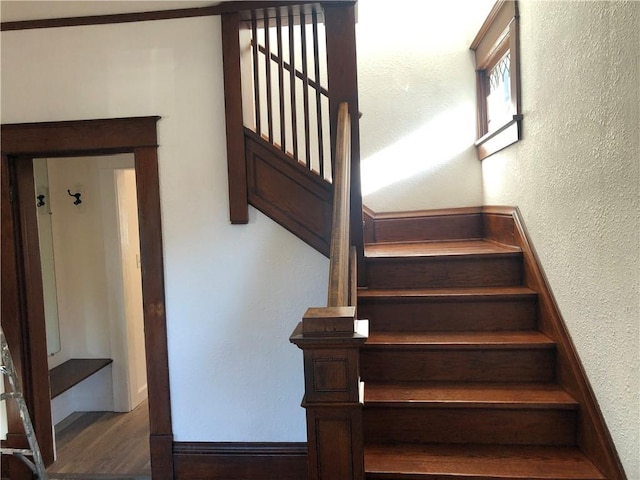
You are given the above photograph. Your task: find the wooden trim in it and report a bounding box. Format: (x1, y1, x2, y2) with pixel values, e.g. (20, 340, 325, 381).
(49, 358, 113, 399)
(0, 2, 355, 32)
(1, 117, 173, 479)
(173, 442, 308, 480)
(363, 206, 484, 244)
(475, 114, 523, 160)
(0, 117, 159, 156)
(13, 158, 55, 465)
(482, 206, 627, 480)
(222, 12, 249, 224)
(245, 128, 333, 257)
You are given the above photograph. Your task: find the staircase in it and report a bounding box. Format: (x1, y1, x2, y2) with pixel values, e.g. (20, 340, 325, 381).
(357, 216, 606, 479)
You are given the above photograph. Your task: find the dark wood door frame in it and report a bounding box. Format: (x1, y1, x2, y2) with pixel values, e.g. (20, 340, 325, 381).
(1, 117, 174, 480)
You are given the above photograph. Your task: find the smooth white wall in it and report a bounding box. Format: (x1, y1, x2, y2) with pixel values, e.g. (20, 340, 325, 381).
(482, 2, 639, 476)
(356, 0, 492, 212)
(1, 16, 328, 442)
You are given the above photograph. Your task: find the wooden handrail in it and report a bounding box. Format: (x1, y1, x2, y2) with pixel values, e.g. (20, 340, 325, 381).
(327, 102, 351, 307)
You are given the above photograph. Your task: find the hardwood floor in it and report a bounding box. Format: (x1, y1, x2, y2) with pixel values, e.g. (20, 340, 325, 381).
(47, 400, 151, 480)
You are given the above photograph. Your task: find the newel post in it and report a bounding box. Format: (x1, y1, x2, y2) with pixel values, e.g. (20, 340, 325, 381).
(290, 307, 368, 480)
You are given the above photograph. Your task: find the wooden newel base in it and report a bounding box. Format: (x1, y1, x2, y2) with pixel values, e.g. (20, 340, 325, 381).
(290, 306, 368, 480)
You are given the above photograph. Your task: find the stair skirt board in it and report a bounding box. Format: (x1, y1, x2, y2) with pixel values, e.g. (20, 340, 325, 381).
(357, 206, 626, 480)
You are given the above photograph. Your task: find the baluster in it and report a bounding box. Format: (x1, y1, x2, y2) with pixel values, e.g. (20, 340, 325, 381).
(288, 7, 299, 161)
(263, 9, 274, 143)
(276, 11, 286, 153)
(251, 11, 261, 135)
(312, 9, 324, 178)
(300, 12, 312, 170)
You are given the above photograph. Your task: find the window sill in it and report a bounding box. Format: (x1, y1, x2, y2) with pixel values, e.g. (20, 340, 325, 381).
(475, 114, 523, 160)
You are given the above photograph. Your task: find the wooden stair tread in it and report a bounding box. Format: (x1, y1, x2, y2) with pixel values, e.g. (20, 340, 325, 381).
(358, 286, 537, 300)
(365, 331, 554, 349)
(365, 383, 577, 408)
(364, 444, 605, 479)
(365, 240, 521, 258)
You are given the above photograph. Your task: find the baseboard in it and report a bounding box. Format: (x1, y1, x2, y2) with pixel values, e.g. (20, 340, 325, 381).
(173, 442, 308, 480)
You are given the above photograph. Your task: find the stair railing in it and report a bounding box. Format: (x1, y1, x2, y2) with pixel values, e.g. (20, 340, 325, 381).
(290, 102, 368, 480)
(222, 2, 365, 282)
(248, 6, 331, 181)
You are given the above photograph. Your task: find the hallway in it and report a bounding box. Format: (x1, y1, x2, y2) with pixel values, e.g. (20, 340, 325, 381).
(47, 400, 151, 479)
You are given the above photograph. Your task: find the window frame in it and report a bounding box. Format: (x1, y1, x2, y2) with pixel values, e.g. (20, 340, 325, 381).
(471, 0, 522, 160)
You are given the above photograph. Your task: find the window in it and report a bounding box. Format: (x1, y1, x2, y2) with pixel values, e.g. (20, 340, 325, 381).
(471, 0, 522, 160)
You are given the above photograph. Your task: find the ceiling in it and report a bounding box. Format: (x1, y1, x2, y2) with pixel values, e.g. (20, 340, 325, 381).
(0, 1, 221, 23)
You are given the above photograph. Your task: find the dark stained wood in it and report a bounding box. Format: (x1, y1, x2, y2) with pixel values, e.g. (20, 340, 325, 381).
(0, 5, 220, 31)
(0, 1, 355, 32)
(288, 7, 299, 161)
(258, 45, 330, 97)
(486, 207, 626, 480)
(1, 117, 173, 480)
(1, 155, 33, 480)
(364, 407, 576, 446)
(370, 209, 484, 244)
(365, 444, 605, 479)
(264, 9, 274, 143)
(365, 382, 578, 408)
(323, 2, 364, 285)
(305, 406, 364, 480)
(300, 11, 312, 169)
(251, 11, 262, 135)
(276, 13, 286, 153)
(133, 146, 174, 480)
(358, 286, 538, 332)
(173, 442, 307, 480)
(14, 157, 55, 465)
(360, 347, 555, 384)
(362, 206, 376, 244)
(355, 206, 624, 480)
(1, 117, 159, 156)
(311, 9, 325, 177)
(245, 128, 333, 256)
(222, 12, 249, 224)
(49, 358, 113, 398)
(365, 247, 523, 289)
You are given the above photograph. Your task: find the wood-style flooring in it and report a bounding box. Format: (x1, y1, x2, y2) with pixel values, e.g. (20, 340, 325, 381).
(47, 400, 151, 480)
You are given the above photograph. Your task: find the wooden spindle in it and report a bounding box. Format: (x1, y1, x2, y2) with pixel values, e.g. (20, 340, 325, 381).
(288, 7, 299, 161)
(300, 13, 312, 170)
(312, 9, 324, 178)
(251, 11, 261, 135)
(263, 9, 274, 143)
(276, 11, 286, 153)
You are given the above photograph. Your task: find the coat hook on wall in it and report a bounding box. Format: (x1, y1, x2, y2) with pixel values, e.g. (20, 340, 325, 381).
(36, 194, 46, 207)
(67, 190, 82, 206)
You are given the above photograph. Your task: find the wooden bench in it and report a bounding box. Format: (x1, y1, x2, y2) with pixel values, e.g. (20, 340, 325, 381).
(49, 358, 113, 399)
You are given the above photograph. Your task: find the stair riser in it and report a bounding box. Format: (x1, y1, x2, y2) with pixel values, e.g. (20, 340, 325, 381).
(364, 407, 577, 446)
(366, 256, 523, 289)
(361, 349, 555, 383)
(358, 299, 537, 332)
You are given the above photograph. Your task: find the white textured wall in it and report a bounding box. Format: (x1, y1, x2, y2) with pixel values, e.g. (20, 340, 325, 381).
(482, 2, 639, 476)
(357, 0, 492, 212)
(1, 16, 328, 442)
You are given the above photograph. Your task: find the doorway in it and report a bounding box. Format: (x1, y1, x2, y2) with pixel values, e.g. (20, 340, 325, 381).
(31, 154, 150, 476)
(1, 117, 173, 480)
